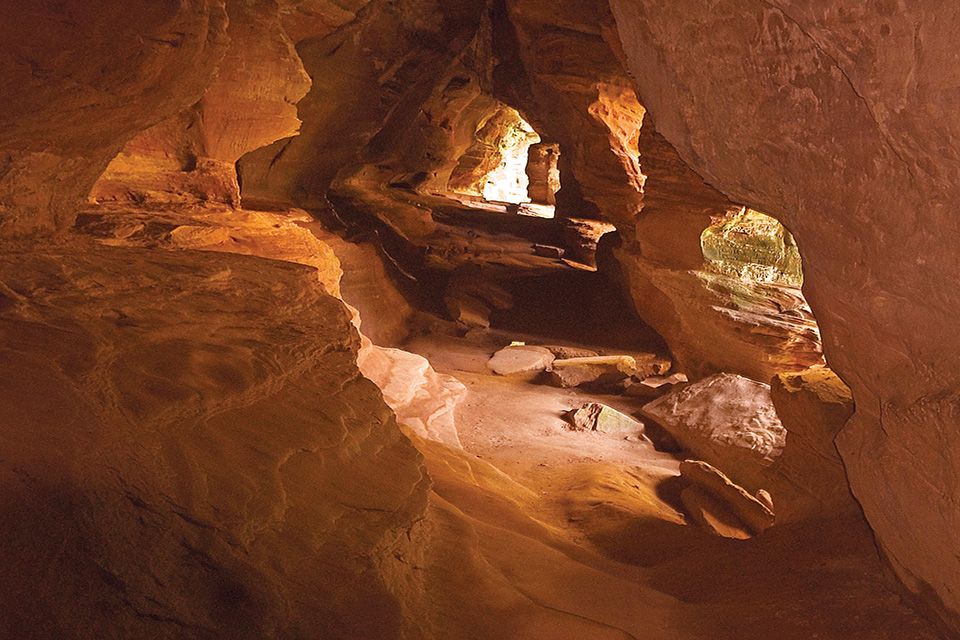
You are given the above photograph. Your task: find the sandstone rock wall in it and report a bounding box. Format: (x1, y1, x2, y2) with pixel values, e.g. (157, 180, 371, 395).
(0, 0, 229, 234)
(610, 0, 960, 630)
(90, 0, 312, 207)
(238, 0, 488, 208)
(0, 239, 429, 639)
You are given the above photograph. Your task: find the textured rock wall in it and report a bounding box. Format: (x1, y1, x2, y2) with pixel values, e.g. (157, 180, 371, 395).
(492, 0, 822, 381)
(618, 121, 823, 381)
(0, 238, 429, 639)
(91, 0, 311, 207)
(493, 0, 646, 226)
(0, 0, 229, 234)
(238, 0, 488, 208)
(610, 0, 960, 631)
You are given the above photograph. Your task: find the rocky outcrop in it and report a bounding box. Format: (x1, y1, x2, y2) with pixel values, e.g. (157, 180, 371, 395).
(239, 0, 489, 207)
(0, 238, 428, 638)
(767, 366, 859, 523)
(616, 123, 824, 381)
(610, 1, 960, 629)
(495, 0, 646, 227)
(525, 142, 560, 205)
(91, 0, 311, 207)
(0, 1, 229, 234)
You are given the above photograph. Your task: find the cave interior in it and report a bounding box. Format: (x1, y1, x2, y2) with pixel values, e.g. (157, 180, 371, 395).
(2, 1, 959, 638)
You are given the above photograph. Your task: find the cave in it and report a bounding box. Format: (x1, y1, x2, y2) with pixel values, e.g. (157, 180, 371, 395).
(1, 1, 958, 639)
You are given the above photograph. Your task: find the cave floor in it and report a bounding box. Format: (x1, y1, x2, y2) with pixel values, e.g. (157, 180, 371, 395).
(300, 198, 943, 639)
(396, 331, 941, 640)
(58, 202, 945, 638)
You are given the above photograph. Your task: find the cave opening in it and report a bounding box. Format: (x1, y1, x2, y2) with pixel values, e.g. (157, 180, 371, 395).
(701, 207, 803, 287)
(446, 105, 559, 218)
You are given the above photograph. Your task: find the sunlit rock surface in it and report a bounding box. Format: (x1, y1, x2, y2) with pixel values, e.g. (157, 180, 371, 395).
(615, 122, 823, 382)
(642, 373, 785, 492)
(0, 1, 229, 234)
(610, 0, 960, 628)
(91, 0, 311, 207)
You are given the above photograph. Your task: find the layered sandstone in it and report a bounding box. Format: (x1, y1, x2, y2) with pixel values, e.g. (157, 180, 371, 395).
(0, 237, 428, 639)
(610, 0, 960, 629)
(0, 0, 229, 234)
(91, 0, 311, 207)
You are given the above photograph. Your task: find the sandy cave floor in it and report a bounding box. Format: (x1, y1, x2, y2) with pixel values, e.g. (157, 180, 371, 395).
(398, 330, 942, 639)
(304, 207, 944, 639)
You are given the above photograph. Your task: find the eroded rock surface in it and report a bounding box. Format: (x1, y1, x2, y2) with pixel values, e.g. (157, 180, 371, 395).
(0, 1, 229, 234)
(642, 373, 785, 492)
(91, 0, 311, 207)
(0, 239, 428, 639)
(609, 1, 960, 627)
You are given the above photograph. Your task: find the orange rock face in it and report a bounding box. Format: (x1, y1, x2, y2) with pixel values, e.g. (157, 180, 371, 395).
(0, 238, 428, 638)
(0, 0, 229, 234)
(91, 0, 311, 206)
(610, 0, 960, 630)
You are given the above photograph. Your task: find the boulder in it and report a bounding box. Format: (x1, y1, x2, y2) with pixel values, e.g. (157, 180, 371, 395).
(564, 403, 647, 436)
(487, 345, 554, 376)
(679, 460, 775, 538)
(550, 364, 604, 389)
(641, 373, 785, 491)
(766, 366, 859, 522)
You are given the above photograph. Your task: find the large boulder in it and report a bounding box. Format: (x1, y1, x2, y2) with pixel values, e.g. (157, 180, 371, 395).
(766, 366, 858, 522)
(641, 373, 785, 491)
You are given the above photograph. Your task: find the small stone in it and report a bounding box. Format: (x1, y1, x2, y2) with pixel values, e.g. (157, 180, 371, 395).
(532, 244, 565, 259)
(564, 402, 647, 435)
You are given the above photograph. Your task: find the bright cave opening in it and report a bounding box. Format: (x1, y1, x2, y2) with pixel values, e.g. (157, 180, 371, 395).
(447, 106, 559, 218)
(701, 207, 803, 286)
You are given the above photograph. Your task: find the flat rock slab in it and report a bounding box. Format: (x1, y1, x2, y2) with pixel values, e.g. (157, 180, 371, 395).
(679, 459, 775, 537)
(487, 345, 555, 376)
(565, 402, 647, 435)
